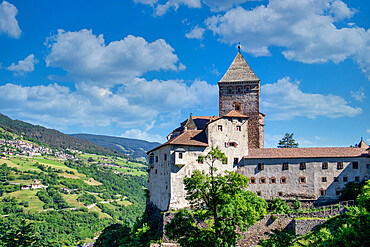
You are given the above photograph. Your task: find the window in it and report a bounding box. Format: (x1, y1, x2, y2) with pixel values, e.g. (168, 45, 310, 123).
(236, 86, 242, 93)
(260, 177, 266, 184)
(164, 154, 167, 161)
(218, 125, 223, 131)
(228, 142, 238, 147)
(270, 177, 276, 184)
(322, 162, 328, 170)
(343, 177, 348, 182)
(300, 177, 306, 184)
(149, 155, 154, 164)
(320, 189, 326, 196)
(355, 176, 360, 182)
(245, 86, 251, 93)
(178, 153, 183, 159)
(337, 162, 343, 170)
(258, 163, 264, 170)
(228, 87, 233, 94)
(282, 163, 289, 170)
(155, 156, 158, 162)
(233, 158, 239, 165)
(334, 177, 338, 182)
(300, 162, 306, 170)
(250, 177, 256, 184)
(278, 192, 283, 197)
(234, 102, 241, 111)
(322, 177, 327, 182)
(281, 177, 287, 184)
(257, 191, 261, 196)
(155, 169, 157, 174)
(236, 126, 241, 131)
(353, 162, 359, 169)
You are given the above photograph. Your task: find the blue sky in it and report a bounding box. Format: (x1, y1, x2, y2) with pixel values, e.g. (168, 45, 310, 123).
(0, 0, 369, 148)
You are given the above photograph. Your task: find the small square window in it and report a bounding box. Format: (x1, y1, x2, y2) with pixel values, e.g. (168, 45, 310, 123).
(258, 163, 264, 170)
(218, 125, 223, 131)
(178, 153, 183, 159)
(320, 189, 326, 196)
(300, 162, 306, 170)
(228, 87, 233, 94)
(155, 156, 158, 162)
(260, 177, 266, 184)
(353, 162, 359, 169)
(322, 177, 327, 182)
(233, 158, 239, 165)
(337, 162, 343, 170)
(164, 154, 167, 161)
(343, 177, 348, 182)
(282, 163, 289, 170)
(300, 177, 306, 184)
(236, 126, 241, 131)
(245, 86, 251, 93)
(334, 177, 338, 182)
(278, 192, 283, 197)
(250, 178, 256, 184)
(257, 191, 261, 196)
(149, 155, 154, 164)
(237, 86, 242, 93)
(322, 162, 328, 170)
(355, 176, 360, 182)
(281, 177, 287, 184)
(270, 177, 276, 184)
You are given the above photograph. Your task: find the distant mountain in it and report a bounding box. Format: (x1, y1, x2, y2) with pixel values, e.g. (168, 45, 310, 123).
(70, 133, 160, 160)
(0, 113, 118, 156)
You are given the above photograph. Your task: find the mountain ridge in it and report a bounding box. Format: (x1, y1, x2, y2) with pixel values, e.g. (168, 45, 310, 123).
(70, 133, 160, 160)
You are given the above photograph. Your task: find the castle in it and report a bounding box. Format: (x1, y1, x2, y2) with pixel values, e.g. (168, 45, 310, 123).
(147, 51, 370, 211)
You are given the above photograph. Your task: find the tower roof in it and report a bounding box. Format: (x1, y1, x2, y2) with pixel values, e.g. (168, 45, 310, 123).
(219, 52, 259, 83)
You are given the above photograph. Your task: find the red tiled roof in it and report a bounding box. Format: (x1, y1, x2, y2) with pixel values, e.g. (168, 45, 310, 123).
(149, 130, 208, 153)
(245, 147, 369, 159)
(223, 110, 249, 118)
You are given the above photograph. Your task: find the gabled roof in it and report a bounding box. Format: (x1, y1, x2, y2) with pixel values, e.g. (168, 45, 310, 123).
(149, 130, 208, 153)
(224, 110, 249, 118)
(219, 52, 259, 83)
(245, 147, 369, 159)
(358, 139, 369, 149)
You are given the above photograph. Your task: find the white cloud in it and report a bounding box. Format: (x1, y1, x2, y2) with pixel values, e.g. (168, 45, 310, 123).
(186, 25, 206, 40)
(0, 83, 156, 130)
(7, 54, 38, 75)
(203, 0, 253, 12)
(350, 88, 365, 102)
(0, 78, 218, 134)
(367, 129, 370, 134)
(206, 0, 370, 80)
(135, 0, 202, 16)
(45, 29, 184, 86)
(0, 1, 21, 38)
(121, 129, 165, 143)
(122, 78, 218, 112)
(260, 77, 362, 120)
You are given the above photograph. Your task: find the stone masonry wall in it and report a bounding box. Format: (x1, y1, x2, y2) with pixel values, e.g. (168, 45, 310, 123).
(157, 208, 344, 247)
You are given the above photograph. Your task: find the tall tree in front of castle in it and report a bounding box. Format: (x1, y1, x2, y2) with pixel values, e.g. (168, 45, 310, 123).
(165, 147, 267, 247)
(277, 133, 299, 148)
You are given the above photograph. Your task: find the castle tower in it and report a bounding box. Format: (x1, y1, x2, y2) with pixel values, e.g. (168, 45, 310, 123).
(219, 51, 264, 148)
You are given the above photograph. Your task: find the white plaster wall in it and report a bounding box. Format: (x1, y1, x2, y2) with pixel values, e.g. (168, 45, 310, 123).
(239, 157, 370, 202)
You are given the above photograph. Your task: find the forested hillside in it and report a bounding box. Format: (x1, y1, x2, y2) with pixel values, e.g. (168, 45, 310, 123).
(0, 113, 118, 156)
(0, 128, 147, 246)
(71, 133, 160, 160)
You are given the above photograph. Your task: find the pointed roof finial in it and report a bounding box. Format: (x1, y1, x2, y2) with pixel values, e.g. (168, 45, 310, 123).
(238, 42, 241, 53)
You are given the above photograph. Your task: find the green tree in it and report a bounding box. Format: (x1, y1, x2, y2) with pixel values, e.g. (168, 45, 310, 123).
(277, 133, 298, 148)
(94, 223, 131, 247)
(270, 198, 290, 214)
(165, 146, 267, 247)
(357, 180, 370, 211)
(339, 181, 365, 202)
